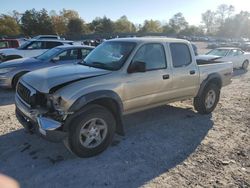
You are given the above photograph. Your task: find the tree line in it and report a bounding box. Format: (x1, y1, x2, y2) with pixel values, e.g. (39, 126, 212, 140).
(0, 4, 250, 39)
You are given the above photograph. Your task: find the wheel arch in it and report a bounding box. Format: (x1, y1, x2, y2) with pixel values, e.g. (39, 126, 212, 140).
(65, 90, 125, 136)
(197, 73, 222, 97)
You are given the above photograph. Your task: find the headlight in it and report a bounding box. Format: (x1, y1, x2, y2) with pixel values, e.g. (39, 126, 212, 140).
(47, 95, 63, 110)
(0, 67, 15, 74)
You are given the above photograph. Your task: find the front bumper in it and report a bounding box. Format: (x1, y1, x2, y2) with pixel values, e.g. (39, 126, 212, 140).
(15, 94, 67, 142)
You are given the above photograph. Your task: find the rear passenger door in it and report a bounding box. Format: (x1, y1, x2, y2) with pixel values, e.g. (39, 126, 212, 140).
(123, 43, 173, 112)
(169, 43, 199, 99)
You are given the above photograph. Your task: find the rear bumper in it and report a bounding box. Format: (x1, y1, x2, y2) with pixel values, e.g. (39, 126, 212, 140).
(15, 94, 67, 142)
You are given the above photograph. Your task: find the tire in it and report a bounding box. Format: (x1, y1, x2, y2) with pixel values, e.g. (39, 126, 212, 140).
(242, 60, 249, 70)
(193, 84, 220, 114)
(64, 104, 116, 157)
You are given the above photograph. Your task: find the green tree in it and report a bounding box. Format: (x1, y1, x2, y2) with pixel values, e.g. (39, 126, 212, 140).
(51, 9, 80, 35)
(89, 16, 114, 34)
(67, 17, 89, 37)
(21, 9, 54, 36)
(139, 19, 162, 33)
(179, 25, 204, 36)
(162, 24, 176, 34)
(169, 13, 188, 33)
(0, 14, 21, 36)
(51, 15, 67, 35)
(114, 16, 136, 33)
(218, 11, 250, 38)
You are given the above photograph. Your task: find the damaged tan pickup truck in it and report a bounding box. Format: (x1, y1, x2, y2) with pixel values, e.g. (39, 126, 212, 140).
(15, 38, 233, 157)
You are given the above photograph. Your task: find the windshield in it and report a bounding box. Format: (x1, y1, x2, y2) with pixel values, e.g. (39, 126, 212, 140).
(36, 48, 61, 61)
(17, 40, 32, 49)
(206, 49, 229, 57)
(83, 41, 136, 70)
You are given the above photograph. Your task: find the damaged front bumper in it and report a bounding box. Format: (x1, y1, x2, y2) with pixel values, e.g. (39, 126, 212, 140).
(15, 94, 67, 142)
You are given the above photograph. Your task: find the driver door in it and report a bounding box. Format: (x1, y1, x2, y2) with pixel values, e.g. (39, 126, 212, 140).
(123, 43, 173, 113)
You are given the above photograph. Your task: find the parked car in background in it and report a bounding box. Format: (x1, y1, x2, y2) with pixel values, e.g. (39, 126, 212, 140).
(0, 45, 94, 88)
(0, 39, 20, 49)
(15, 37, 233, 157)
(191, 43, 198, 55)
(196, 47, 249, 69)
(0, 39, 73, 62)
(240, 42, 250, 51)
(32, 35, 61, 40)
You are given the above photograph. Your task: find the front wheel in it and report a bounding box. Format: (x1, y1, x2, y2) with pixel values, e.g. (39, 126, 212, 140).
(64, 104, 116, 157)
(242, 60, 249, 70)
(193, 84, 220, 114)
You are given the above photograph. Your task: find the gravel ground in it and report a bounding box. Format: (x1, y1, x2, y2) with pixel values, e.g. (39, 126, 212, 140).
(0, 43, 249, 188)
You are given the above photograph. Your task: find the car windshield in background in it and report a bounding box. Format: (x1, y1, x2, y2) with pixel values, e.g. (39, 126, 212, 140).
(17, 41, 32, 49)
(206, 49, 229, 57)
(83, 41, 136, 70)
(36, 48, 61, 61)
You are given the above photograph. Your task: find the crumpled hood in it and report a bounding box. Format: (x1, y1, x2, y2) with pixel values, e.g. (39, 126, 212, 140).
(0, 57, 38, 67)
(196, 55, 221, 61)
(22, 64, 111, 93)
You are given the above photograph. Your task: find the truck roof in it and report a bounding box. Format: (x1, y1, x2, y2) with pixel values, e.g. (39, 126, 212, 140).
(109, 37, 189, 43)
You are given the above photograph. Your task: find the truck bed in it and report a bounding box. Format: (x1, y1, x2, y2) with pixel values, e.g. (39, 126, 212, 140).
(198, 61, 233, 87)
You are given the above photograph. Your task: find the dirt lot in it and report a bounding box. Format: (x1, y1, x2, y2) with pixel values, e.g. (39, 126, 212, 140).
(0, 43, 249, 188)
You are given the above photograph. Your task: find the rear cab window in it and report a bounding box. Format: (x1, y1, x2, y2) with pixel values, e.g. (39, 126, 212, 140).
(169, 43, 192, 68)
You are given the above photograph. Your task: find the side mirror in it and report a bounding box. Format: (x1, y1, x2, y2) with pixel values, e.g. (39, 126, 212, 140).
(51, 56, 60, 62)
(128, 61, 146, 73)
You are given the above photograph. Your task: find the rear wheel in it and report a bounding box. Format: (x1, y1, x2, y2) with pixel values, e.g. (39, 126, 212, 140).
(64, 104, 116, 157)
(242, 60, 249, 70)
(194, 84, 220, 114)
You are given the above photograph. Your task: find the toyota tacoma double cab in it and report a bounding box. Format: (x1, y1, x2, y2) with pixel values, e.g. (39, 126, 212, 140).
(15, 38, 233, 157)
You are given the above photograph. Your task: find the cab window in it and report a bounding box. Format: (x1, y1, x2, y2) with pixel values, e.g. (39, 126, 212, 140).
(170, 43, 192, 67)
(132, 43, 167, 71)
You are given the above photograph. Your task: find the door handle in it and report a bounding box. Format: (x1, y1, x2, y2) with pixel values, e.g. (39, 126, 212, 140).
(190, 70, 195, 75)
(162, 74, 170, 79)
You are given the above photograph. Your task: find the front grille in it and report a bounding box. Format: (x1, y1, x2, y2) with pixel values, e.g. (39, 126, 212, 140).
(17, 82, 32, 105)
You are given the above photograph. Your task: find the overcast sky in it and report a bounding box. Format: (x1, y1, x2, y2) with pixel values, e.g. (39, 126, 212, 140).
(1, 0, 249, 25)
